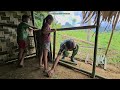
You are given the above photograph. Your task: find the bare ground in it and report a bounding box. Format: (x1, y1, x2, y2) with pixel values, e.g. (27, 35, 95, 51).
(64, 57, 120, 79)
(0, 55, 119, 79)
(0, 57, 90, 79)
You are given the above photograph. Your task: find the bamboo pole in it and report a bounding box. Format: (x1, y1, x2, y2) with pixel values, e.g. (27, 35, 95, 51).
(31, 11, 38, 57)
(51, 25, 96, 31)
(92, 11, 100, 78)
(105, 29, 114, 56)
(87, 18, 91, 41)
(48, 42, 53, 62)
(5, 53, 36, 64)
(53, 32, 56, 61)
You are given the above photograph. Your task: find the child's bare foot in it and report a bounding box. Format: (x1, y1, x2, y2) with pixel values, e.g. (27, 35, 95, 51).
(39, 64, 44, 69)
(19, 61, 24, 67)
(17, 64, 24, 68)
(43, 69, 48, 73)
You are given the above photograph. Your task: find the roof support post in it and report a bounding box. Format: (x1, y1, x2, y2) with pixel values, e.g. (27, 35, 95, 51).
(92, 11, 100, 78)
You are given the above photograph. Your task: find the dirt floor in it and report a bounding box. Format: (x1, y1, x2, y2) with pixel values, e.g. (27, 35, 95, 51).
(64, 57, 120, 79)
(1, 56, 119, 79)
(0, 57, 91, 79)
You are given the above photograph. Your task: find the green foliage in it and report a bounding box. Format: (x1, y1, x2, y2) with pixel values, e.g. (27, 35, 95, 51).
(34, 11, 120, 64)
(34, 11, 49, 28)
(51, 30, 120, 64)
(34, 11, 62, 29)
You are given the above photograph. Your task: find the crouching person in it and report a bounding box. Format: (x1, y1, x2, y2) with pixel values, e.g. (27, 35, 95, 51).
(47, 39, 79, 77)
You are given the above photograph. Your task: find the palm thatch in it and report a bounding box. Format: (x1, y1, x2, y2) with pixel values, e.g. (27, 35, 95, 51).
(82, 11, 120, 30)
(82, 11, 120, 56)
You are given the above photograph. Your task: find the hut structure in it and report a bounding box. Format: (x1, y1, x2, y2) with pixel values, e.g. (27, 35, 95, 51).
(0, 11, 119, 79)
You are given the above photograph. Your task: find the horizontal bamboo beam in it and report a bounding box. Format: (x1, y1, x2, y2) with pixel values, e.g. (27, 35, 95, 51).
(52, 25, 96, 31)
(28, 36, 34, 37)
(0, 51, 8, 55)
(79, 46, 105, 49)
(5, 53, 36, 64)
(58, 60, 106, 79)
(0, 23, 38, 29)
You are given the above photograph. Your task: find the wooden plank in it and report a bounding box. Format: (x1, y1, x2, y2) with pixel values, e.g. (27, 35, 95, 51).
(60, 59, 77, 65)
(5, 53, 36, 64)
(58, 60, 106, 79)
(92, 11, 100, 78)
(52, 25, 96, 31)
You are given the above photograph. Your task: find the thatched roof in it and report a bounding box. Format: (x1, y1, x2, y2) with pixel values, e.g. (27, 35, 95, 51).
(82, 11, 120, 56)
(82, 11, 120, 30)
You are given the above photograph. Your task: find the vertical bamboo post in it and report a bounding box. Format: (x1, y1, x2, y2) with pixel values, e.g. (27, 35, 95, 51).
(92, 11, 100, 78)
(31, 11, 37, 57)
(53, 32, 56, 61)
(48, 42, 53, 62)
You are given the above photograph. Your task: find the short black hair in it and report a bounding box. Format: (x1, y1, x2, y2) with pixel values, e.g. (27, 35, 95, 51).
(22, 15, 30, 21)
(66, 40, 75, 50)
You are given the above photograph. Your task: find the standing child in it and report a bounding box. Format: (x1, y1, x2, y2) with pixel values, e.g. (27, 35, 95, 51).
(39, 15, 56, 73)
(17, 15, 36, 67)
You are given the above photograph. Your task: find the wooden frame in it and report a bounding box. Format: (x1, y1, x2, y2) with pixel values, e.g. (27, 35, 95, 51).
(52, 11, 101, 78)
(1, 11, 101, 79)
(58, 60, 106, 79)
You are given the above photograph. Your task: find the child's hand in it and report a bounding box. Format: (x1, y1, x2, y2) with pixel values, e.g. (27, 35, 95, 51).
(29, 27, 33, 31)
(47, 69, 55, 77)
(33, 29, 40, 31)
(52, 29, 56, 32)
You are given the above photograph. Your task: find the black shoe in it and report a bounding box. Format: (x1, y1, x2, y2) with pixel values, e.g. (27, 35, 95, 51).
(71, 58, 76, 63)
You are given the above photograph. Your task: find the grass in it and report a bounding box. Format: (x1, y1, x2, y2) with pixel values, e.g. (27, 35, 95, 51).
(51, 29, 120, 64)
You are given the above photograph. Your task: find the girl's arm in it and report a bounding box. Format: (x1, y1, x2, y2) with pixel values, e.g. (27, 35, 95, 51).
(42, 26, 56, 34)
(50, 46, 64, 70)
(43, 30, 56, 34)
(51, 55, 61, 70)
